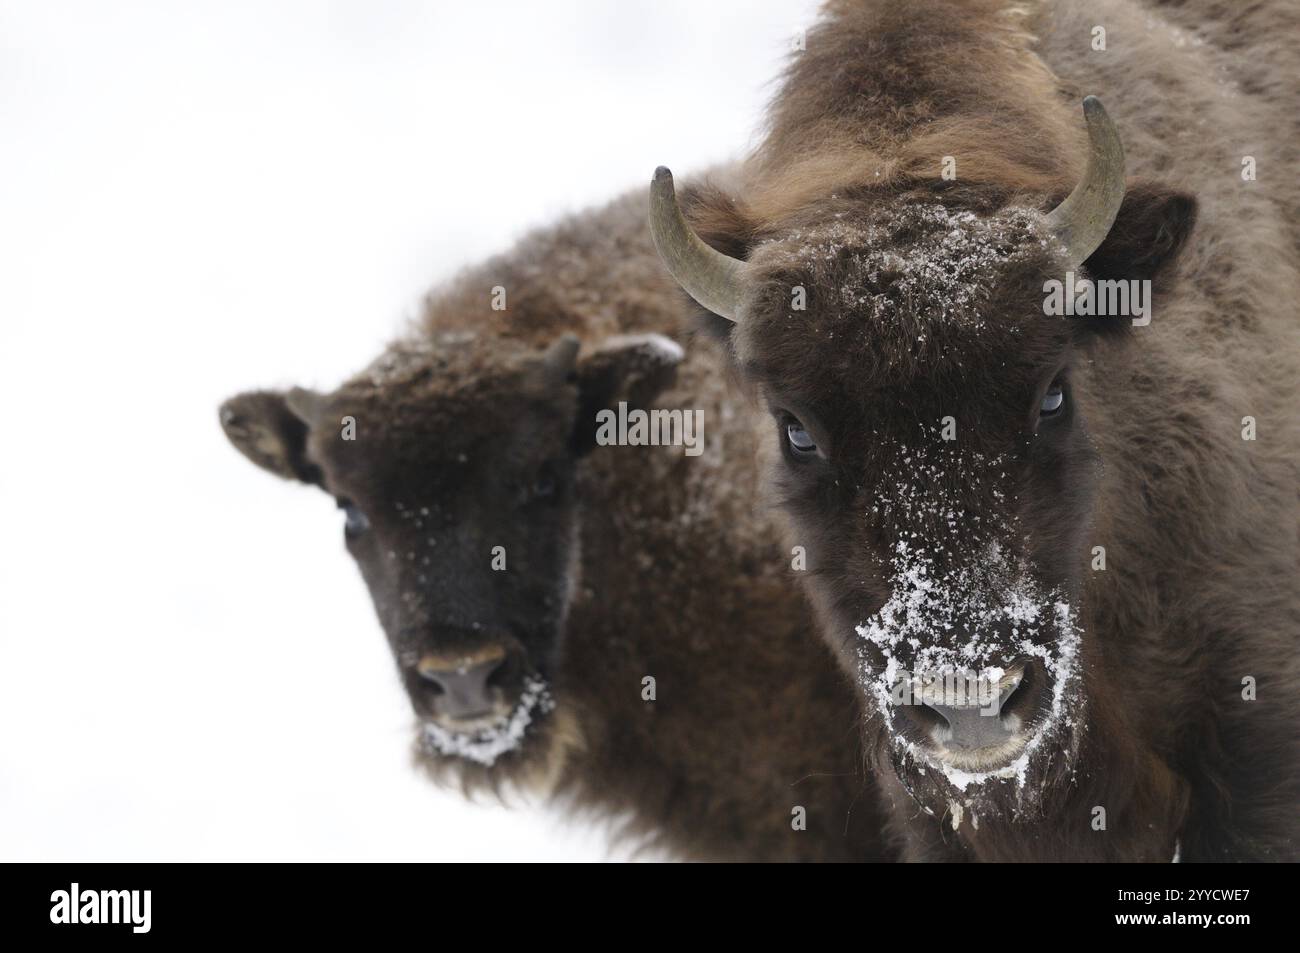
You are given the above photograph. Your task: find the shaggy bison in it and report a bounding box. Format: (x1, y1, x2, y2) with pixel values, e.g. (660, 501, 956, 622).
(221, 190, 888, 861)
(651, 0, 1299, 860)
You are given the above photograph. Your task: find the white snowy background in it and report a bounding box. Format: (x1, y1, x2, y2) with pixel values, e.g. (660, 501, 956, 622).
(0, 0, 820, 861)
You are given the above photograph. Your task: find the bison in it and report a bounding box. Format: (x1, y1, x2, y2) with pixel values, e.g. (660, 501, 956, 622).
(650, 0, 1299, 860)
(220, 190, 888, 861)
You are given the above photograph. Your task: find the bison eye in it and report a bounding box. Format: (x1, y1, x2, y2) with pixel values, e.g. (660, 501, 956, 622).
(341, 502, 370, 539)
(784, 419, 818, 456)
(528, 464, 561, 503)
(533, 474, 556, 499)
(1040, 383, 1065, 417)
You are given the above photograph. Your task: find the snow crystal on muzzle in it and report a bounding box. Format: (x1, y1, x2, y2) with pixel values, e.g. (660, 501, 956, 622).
(421, 676, 555, 767)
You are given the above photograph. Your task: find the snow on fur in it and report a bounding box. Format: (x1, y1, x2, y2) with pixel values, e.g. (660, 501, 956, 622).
(853, 439, 1082, 795)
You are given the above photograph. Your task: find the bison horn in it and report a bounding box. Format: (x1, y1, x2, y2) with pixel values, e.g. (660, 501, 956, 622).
(1045, 97, 1127, 266)
(648, 167, 752, 322)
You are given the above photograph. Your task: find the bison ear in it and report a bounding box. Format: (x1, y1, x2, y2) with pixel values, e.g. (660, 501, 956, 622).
(1064, 182, 1197, 341)
(570, 334, 685, 454)
(1082, 182, 1197, 287)
(218, 389, 324, 486)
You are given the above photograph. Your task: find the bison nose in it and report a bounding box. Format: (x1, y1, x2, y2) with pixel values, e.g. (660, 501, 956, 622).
(416, 645, 509, 720)
(894, 661, 1046, 762)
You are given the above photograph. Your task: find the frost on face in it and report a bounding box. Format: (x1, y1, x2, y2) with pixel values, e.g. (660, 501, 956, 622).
(853, 439, 1082, 798)
(420, 676, 555, 767)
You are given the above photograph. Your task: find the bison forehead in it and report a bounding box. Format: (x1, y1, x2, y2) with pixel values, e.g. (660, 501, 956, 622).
(348, 331, 540, 393)
(305, 336, 574, 497)
(324, 332, 567, 434)
(740, 203, 1065, 383)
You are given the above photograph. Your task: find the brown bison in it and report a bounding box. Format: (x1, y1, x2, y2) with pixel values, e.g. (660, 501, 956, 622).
(220, 189, 888, 861)
(651, 0, 1299, 860)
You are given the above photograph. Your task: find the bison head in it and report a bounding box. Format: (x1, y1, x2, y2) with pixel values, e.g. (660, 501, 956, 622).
(651, 99, 1195, 820)
(219, 331, 681, 790)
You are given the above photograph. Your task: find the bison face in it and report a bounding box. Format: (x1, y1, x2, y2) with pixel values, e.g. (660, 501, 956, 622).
(653, 161, 1194, 821)
(734, 204, 1102, 816)
(219, 332, 681, 790)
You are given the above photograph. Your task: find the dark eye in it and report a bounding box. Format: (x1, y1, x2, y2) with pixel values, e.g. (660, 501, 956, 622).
(1040, 382, 1065, 417)
(529, 464, 561, 502)
(784, 419, 818, 456)
(341, 502, 370, 539)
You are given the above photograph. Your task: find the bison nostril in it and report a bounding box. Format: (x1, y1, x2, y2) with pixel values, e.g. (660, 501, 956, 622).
(416, 646, 509, 720)
(997, 663, 1035, 725)
(897, 699, 948, 736)
(991, 661, 1053, 739)
(417, 669, 446, 696)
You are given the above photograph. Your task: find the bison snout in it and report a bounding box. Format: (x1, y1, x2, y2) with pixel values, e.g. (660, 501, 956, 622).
(892, 661, 1048, 770)
(416, 644, 515, 722)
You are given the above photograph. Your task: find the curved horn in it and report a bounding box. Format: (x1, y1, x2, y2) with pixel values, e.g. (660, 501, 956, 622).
(1045, 96, 1127, 265)
(648, 167, 752, 322)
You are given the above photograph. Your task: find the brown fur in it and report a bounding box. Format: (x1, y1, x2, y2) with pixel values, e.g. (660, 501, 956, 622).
(679, 0, 1299, 860)
(221, 189, 891, 862)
